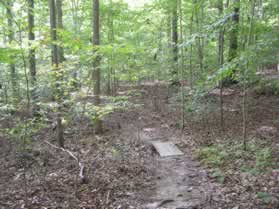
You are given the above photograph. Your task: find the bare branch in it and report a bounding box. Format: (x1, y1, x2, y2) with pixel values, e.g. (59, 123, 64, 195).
(44, 140, 85, 182)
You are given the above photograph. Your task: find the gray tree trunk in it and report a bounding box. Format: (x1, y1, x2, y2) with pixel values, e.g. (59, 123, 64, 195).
(28, 0, 37, 115)
(49, 0, 64, 147)
(56, 0, 64, 63)
(218, 0, 225, 130)
(171, 0, 178, 84)
(6, 1, 17, 100)
(92, 0, 102, 134)
(228, 0, 240, 61)
(28, 0, 36, 85)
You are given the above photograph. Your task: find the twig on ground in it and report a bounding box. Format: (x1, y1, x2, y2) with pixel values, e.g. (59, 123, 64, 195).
(44, 140, 85, 182)
(106, 190, 111, 205)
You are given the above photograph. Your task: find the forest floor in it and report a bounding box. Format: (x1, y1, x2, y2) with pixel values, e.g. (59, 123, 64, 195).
(0, 78, 278, 209)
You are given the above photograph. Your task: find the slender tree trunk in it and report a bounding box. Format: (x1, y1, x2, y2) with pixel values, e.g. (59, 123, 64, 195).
(56, 0, 65, 146)
(218, 0, 225, 130)
(6, 1, 17, 100)
(258, 0, 264, 19)
(166, 14, 172, 102)
(27, 0, 37, 114)
(56, 0, 64, 63)
(1, 15, 8, 103)
(28, 0, 36, 85)
(171, 0, 178, 84)
(195, 1, 204, 72)
(248, 0, 256, 46)
(189, 12, 194, 89)
(70, 0, 81, 89)
(179, 0, 185, 129)
(49, 0, 64, 147)
(107, 0, 114, 95)
(242, 0, 256, 151)
(92, 0, 102, 134)
(167, 15, 172, 48)
(49, 0, 58, 66)
(157, 23, 163, 81)
(18, 28, 31, 108)
(228, 0, 240, 61)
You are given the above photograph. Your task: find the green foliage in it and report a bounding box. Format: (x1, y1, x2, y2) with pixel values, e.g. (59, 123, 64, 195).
(255, 148, 272, 171)
(195, 146, 227, 167)
(0, 48, 20, 63)
(5, 117, 47, 153)
(7, 118, 46, 139)
(182, 89, 218, 120)
(254, 79, 279, 96)
(88, 105, 114, 123)
(210, 168, 225, 183)
(0, 0, 277, 106)
(208, 61, 236, 83)
(240, 147, 272, 175)
(195, 142, 274, 176)
(72, 95, 140, 126)
(257, 192, 273, 204)
(111, 147, 121, 158)
(0, 104, 16, 116)
(123, 89, 143, 97)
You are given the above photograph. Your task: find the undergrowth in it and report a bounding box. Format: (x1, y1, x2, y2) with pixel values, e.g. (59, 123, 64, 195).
(194, 140, 273, 182)
(254, 79, 279, 96)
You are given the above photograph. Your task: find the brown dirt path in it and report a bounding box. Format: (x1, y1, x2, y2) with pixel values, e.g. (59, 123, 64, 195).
(118, 85, 225, 209)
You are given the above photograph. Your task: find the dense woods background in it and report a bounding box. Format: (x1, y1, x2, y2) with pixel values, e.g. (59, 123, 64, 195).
(0, 0, 278, 208)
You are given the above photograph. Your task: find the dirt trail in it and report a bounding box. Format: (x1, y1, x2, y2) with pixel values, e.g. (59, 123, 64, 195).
(121, 86, 223, 209)
(138, 122, 220, 208)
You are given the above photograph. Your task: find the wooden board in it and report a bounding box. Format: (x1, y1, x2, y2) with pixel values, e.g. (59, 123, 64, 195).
(151, 141, 184, 157)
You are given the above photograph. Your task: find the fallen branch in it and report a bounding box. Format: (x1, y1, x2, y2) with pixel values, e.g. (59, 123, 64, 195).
(44, 141, 86, 183)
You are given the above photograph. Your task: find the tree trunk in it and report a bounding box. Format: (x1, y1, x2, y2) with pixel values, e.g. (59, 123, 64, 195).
(218, 0, 225, 130)
(28, 0, 36, 85)
(6, 1, 17, 100)
(70, 0, 81, 89)
(92, 0, 102, 134)
(179, 0, 185, 129)
(56, 0, 64, 63)
(49, 0, 58, 67)
(195, 1, 204, 72)
(189, 12, 194, 89)
(107, 0, 114, 95)
(49, 0, 64, 147)
(171, 0, 178, 85)
(228, 0, 240, 61)
(27, 0, 37, 115)
(167, 15, 171, 48)
(242, 0, 256, 151)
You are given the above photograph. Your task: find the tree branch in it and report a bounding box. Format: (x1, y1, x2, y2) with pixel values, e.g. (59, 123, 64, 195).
(44, 140, 85, 182)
